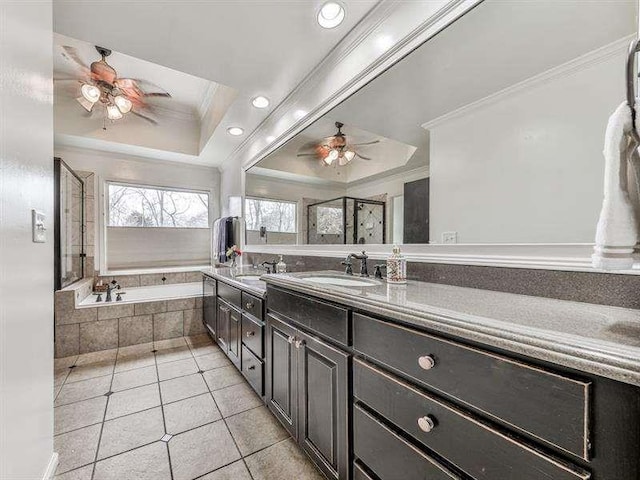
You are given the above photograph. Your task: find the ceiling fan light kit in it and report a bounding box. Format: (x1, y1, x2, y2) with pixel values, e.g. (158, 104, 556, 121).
(302, 121, 377, 167)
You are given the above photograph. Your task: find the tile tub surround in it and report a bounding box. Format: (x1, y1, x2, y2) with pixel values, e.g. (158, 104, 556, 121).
(244, 252, 640, 309)
(53, 335, 322, 480)
(264, 271, 640, 387)
(55, 289, 205, 358)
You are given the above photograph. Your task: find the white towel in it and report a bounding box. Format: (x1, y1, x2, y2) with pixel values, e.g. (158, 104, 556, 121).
(211, 218, 221, 265)
(592, 102, 640, 270)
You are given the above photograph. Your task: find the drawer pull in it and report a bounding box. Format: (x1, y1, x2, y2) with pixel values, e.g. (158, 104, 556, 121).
(246, 331, 255, 337)
(287, 335, 295, 344)
(294, 339, 306, 349)
(245, 301, 254, 309)
(248, 365, 256, 370)
(417, 415, 436, 433)
(418, 355, 436, 370)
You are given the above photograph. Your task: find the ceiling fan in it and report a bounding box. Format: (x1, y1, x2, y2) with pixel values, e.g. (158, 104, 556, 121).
(296, 122, 380, 166)
(56, 44, 171, 127)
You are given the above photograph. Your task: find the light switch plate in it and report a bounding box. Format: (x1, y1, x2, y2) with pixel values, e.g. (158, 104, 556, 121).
(32, 210, 46, 243)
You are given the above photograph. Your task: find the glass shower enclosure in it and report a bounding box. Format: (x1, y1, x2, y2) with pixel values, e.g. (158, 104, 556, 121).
(54, 158, 85, 290)
(307, 196, 386, 245)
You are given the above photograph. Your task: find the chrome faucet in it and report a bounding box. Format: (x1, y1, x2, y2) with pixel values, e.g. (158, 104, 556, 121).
(106, 280, 120, 302)
(260, 260, 278, 274)
(344, 251, 369, 277)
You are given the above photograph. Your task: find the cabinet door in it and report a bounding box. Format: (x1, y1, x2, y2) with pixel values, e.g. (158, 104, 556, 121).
(266, 314, 298, 438)
(203, 278, 216, 338)
(297, 331, 349, 480)
(228, 307, 241, 368)
(216, 302, 230, 353)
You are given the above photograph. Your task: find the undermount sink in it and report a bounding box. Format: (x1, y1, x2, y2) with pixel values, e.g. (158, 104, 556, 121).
(234, 274, 263, 282)
(301, 275, 379, 287)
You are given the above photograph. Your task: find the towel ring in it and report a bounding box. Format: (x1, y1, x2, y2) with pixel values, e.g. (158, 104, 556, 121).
(626, 37, 640, 143)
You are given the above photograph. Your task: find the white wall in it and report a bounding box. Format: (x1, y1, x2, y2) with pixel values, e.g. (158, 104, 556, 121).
(428, 49, 622, 244)
(55, 146, 220, 273)
(0, 1, 56, 478)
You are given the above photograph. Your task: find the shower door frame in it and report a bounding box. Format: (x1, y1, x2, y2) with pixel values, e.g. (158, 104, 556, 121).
(54, 157, 85, 291)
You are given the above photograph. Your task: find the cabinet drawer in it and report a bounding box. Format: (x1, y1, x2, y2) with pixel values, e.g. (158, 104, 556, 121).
(218, 281, 241, 309)
(353, 314, 591, 459)
(241, 314, 263, 358)
(242, 292, 263, 320)
(355, 359, 589, 480)
(354, 405, 460, 480)
(241, 345, 263, 396)
(267, 286, 349, 345)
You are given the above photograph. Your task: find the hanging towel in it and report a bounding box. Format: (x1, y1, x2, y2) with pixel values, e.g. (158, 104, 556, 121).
(592, 102, 640, 270)
(212, 218, 222, 264)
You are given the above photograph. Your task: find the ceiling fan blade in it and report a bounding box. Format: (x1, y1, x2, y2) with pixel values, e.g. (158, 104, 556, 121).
(356, 152, 372, 161)
(296, 153, 318, 157)
(144, 92, 172, 98)
(131, 110, 158, 125)
(119, 78, 172, 98)
(352, 140, 381, 147)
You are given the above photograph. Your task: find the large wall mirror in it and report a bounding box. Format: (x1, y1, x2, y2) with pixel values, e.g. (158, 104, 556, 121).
(246, 0, 637, 249)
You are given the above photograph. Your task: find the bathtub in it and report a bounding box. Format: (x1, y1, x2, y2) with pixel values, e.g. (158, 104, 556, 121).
(78, 282, 202, 307)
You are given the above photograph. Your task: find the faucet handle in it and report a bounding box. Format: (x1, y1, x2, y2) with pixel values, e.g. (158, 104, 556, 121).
(341, 260, 353, 275)
(374, 264, 387, 279)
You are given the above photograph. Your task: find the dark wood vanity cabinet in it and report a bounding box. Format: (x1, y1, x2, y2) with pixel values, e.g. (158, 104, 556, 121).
(202, 277, 216, 338)
(266, 313, 349, 480)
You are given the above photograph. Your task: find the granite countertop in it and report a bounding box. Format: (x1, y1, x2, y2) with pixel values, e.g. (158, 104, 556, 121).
(201, 266, 267, 298)
(262, 270, 640, 387)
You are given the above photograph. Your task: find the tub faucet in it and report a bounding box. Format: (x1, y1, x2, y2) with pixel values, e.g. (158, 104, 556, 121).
(106, 280, 119, 302)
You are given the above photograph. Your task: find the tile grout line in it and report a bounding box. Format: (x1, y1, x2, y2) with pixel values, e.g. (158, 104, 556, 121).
(89, 348, 118, 480)
(154, 339, 176, 480)
(186, 335, 258, 480)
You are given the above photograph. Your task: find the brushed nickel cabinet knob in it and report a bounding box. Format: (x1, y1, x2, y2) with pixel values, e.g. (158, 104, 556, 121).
(418, 355, 436, 370)
(417, 415, 436, 433)
(287, 335, 295, 344)
(294, 339, 305, 349)
(246, 331, 255, 337)
(246, 302, 254, 309)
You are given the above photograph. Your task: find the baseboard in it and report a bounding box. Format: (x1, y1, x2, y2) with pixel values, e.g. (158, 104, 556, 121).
(42, 452, 58, 480)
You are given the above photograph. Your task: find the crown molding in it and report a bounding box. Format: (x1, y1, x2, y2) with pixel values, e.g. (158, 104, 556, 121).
(218, 0, 482, 173)
(421, 34, 634, 130)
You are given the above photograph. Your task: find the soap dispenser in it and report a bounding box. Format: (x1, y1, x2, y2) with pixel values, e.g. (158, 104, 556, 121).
(386, 245, 407, 284)
(276, 255, 287, 274)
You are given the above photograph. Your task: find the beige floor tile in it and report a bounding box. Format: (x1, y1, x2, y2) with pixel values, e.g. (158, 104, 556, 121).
(190, 344, 221, 357)
(154, 337, 187, 350)
(202, 365, 244, 392)
(169, 421, 241, 480)
(94, 442, 171, 480)
(198, 461, 252, 480)
(55, 355, 78, 370)
(160, 373, 208, 404)
(185, 333, 213, 347)
(98, 407, 165, 459)
(155, 346, 192, 364)
(114, 352, 155, 373)
(245, 438, 324, 480)
(54, 423, 101, 475)
(55, 376, 112, 407)
(117, 342, 154, 358)
(157, 357, 199, 381)
(66, 360, 114, 383)
(163, 393, 221, 435)
(111, 365, 157, 392)
(55, 396, 107, 435)
(212, 383, 262, 418)
(105, 383, 160, 420)
(55, 368, 70, 387)
(54, 463, 93, 480)
(76, 349, 117, 366)
(226, 406, 289, 456)
(195, 352, 231, 371)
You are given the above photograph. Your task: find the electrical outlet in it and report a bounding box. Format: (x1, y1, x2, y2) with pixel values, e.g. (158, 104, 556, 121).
(442, 231, 458, 244)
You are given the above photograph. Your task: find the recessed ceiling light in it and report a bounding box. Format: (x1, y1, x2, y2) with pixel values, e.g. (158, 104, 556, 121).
(227, 127, 244, 136)
(266, 136, 276, 143)
(317, 2, 345, 29)
(294, 110, 307, 120)
(252, 96, 270, 109)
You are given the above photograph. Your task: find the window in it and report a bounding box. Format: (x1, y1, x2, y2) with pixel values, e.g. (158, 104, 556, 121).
(245, 197, 297, 233)
(108, 182, 209, 228)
